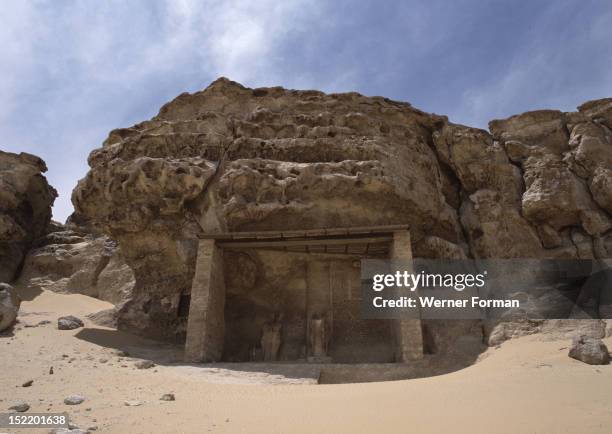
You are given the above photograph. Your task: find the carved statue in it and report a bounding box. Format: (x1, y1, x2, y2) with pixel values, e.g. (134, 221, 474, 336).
(308, 313, 330, 361)
(261, 313, 283, 361)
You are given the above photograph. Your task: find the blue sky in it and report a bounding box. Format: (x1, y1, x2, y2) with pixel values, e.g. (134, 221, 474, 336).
(2, 0, 611, 222)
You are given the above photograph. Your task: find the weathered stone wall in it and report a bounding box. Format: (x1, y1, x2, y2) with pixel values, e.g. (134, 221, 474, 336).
(71, 78, 612, 343)
(328, 258, 395, 363)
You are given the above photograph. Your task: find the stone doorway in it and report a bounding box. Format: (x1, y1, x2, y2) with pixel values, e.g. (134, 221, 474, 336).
(184, 225, 422, 364)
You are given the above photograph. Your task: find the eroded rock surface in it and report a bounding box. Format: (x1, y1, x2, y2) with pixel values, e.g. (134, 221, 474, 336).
(568, 335, 610, 365)
(18, 221, 134, 306)
(0, 151, 56, 281)
(71, 78, 612, 342)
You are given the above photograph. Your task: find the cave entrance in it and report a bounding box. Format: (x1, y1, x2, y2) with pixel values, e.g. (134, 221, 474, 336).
(183, 225, 422, 364)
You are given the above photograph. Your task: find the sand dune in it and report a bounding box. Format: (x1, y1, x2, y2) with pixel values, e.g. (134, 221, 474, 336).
(2, 288, 611, 434)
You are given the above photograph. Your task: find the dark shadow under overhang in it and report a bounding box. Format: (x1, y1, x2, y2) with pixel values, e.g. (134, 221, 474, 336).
(198, 224, 409, 256)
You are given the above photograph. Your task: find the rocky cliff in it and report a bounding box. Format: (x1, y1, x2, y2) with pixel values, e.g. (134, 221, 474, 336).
(72, 78, 612, 340)
(17, 221, 134, 306)
(0, 150, 133, 316)
(0, 151, 57, 282)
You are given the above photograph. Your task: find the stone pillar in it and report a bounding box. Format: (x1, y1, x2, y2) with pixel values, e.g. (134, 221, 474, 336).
(390, 230, 423, 362)
(184, 239, 226, 363)
(306, 260, 332, 362)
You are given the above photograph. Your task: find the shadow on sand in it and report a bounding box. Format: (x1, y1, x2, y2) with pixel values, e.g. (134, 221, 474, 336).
(74, 328, 184, 364)
(74, 327, 487, 384)
(0, 327, 16, 338)
(15, 285, 43, 301)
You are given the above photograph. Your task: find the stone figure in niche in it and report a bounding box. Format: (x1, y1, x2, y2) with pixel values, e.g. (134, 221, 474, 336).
(261, 313, 283, 361)
(308, 313, 331, 362)
(250, 346, 263, 362)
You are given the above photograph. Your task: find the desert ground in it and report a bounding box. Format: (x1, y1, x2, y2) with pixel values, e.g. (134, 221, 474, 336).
(1, 287, 611, 434)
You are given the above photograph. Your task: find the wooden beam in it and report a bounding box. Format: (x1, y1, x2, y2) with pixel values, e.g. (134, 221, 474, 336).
(199, 224, 409, 240)
(216, 235, 392, 249)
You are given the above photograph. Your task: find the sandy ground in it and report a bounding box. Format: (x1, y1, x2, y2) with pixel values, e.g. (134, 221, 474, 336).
(2, 288, 612, 434)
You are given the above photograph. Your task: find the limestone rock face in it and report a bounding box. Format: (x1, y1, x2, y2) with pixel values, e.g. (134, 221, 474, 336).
(491, 104, 612, 260)
(0, 151, 57, 282)
(73, 78, 461, 340)
(590, 166, 612, 214)
(71, 78, 612, 340)
(18, 222, 134, 305)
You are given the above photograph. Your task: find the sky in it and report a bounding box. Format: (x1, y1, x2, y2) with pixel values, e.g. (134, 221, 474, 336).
(2, 0, 611, 222)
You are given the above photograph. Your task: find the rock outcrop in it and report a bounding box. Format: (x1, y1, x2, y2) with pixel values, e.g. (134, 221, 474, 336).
(18, 221, 134, 305)
(568, 335, 610, 365)
(71, 78, 612, 341)
(0, 283, 21, 331)
(0, 151, 57, 282)
(0, 151, 134, 327)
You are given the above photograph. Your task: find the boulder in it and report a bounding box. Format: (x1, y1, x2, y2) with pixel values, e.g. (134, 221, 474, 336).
(568, 335, 610, 365)
(160, 393, 175, 401)
(134, 360, 155, 369)
(8, 401, 30, 412)
(63, 395, 86, 405)
(0, 282, 21, 331)
(58, 315, 84, 330)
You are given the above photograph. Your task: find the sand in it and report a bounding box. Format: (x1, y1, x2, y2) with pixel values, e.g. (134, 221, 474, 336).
(2, 287, 612, 434)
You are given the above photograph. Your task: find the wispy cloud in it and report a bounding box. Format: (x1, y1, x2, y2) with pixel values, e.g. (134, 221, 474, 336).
(456, 1, 612, 127)
(0, 0, 323, 221)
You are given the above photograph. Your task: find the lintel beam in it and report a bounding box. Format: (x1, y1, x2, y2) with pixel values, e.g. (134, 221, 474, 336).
(199, 224, 409, 241)
(216, 235, 392, 250)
